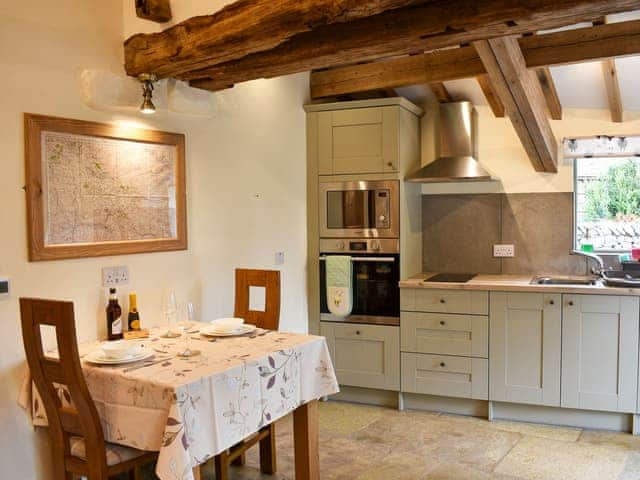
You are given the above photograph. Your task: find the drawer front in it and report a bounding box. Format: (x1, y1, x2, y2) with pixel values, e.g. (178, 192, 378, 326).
(401, 289, 488, 315)
(321, 322, 400, 391)
(401, 353, 488, 400)
(401, 311, 488, 357)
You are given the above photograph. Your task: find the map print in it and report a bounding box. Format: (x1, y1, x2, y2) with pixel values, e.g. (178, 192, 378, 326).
(42, 131, 177, 246)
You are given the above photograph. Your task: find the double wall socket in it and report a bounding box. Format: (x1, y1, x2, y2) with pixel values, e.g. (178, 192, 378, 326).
(493, 244, 515, 257)
(102, 266, 129, 287)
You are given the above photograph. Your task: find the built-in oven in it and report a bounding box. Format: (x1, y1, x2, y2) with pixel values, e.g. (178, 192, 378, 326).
(319, 238, 399, 326)
(319, 180, 399, 239)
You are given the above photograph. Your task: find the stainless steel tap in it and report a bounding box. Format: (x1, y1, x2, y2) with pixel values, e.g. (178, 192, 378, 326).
(571, 250, 605, 275)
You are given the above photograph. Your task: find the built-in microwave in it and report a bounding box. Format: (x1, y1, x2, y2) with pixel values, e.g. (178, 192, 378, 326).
(319, 180, 399, 238)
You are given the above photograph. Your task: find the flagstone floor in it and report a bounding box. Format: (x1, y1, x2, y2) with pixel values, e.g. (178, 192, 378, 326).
(197, 401, 640, 480)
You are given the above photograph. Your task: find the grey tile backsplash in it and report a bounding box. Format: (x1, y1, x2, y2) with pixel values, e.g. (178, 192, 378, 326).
(422, 192, 591, 275)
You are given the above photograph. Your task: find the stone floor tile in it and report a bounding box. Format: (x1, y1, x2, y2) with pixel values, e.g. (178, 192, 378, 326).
(578, 429, 640, 451)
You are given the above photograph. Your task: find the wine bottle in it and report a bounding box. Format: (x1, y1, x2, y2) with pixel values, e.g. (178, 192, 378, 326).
(106, 287, 123, 340)
(128, 292, 141, 331)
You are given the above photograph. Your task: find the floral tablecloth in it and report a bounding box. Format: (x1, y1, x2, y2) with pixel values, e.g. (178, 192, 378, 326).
(19, 326, 339, 480)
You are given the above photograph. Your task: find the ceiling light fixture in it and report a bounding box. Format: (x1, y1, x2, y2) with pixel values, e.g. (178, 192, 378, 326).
(138, 73, 157, 114)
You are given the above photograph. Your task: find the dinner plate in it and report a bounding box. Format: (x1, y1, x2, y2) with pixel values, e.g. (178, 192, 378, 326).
(84, 347, 154, 365)
(201, 324, 257, 337)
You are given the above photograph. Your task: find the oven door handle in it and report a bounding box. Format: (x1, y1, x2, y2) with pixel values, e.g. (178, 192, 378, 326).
(319, 256, 396, 263)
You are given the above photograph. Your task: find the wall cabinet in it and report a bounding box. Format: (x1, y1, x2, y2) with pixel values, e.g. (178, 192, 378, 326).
(489, 292, 562, 407)
(317, 107, 399, 175)
(561, 294, 639, 413)
(320, 322, 400, 391)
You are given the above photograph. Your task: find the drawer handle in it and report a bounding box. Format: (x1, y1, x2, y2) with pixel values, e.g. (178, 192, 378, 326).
(439, 362, 446, 367)
(568, 301, 574, 306)
(439, 299, 446, 304)
(355, 330, 361, 335)
(387, 162, 394, 168)
(439, 320, 446, 326)
(549, 300, 555, 305)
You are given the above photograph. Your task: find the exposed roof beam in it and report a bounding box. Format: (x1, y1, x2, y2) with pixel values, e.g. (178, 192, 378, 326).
(535, 67, 563, 120)
(602, 59, 624, 121)
(310, 18, 640, 99)
(135, 0, 172, 23)
(125, 0, 422, 77)
(429, 82, 453, 102)
(476, 73, 505, 117)
(473, 37, 558, 173)
(184, 0, 640, 90)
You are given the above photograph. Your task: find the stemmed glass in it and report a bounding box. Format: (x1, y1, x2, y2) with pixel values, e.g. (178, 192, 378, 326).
(161, 291, 180, 338)
(177, 302, 200, 357)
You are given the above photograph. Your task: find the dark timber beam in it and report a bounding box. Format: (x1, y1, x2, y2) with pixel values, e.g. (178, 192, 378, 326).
(309, 18, 640, 99)
(429, 82, 453, 102)
(602, 59, 624, 122)
(473, 37, 558, 173)
(535, 67, 563, 120)
(476, 74, 505, 117)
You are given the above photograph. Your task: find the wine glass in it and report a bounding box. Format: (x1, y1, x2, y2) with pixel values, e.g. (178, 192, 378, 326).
(177, 302, 200, 357)
(161, 290, 180, 338)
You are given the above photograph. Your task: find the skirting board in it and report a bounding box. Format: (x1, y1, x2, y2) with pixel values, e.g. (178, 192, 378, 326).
(330, 387, 635, 433)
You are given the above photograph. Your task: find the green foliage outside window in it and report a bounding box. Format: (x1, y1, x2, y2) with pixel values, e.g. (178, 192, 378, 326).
(584, 159, 640, 221)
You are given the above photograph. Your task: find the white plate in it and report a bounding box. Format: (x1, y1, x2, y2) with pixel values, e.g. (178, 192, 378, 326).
(201, 324, 256, 337)
(84, 347, 154, 365)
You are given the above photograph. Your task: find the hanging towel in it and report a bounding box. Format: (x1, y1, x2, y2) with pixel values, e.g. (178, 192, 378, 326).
(325, 255, 353, 317)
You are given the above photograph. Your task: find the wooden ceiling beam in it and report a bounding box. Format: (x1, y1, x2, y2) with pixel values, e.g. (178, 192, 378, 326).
(535, 67, 563, 120)
(476, 73, 505, 117)
(602, 59, 624, 122)
(124, 0, 422, 78)
(473, 37, 558, 173)
(429, 82, 453, 102)
(181, 0, 640, 90)
(309, 18, 640, 99)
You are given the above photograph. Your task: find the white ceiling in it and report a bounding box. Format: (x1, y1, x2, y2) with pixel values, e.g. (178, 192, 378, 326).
(412, 11, 640, 112)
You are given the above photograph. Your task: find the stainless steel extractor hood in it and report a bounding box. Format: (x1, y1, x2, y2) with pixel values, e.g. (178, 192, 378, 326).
(406, 101, 494, 183)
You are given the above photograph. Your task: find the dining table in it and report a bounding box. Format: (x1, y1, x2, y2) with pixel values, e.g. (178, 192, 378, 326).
(19, 325, 339, 480)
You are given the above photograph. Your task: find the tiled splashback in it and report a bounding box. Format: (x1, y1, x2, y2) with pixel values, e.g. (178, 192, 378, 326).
(422, 192, 593, 275)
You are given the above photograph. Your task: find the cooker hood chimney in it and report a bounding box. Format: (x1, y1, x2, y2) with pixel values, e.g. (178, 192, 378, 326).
(406, 101, 493, 183)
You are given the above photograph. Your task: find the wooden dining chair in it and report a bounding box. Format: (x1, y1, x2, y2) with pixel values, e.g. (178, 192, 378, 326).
(20, 298, 158, 480)
(213, 269, 281, 479)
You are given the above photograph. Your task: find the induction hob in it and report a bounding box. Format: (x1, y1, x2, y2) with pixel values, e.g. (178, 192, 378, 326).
(425, 273, 477, 283)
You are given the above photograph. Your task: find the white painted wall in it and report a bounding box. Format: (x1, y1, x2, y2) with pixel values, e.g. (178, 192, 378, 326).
(1, 1, 309, 478)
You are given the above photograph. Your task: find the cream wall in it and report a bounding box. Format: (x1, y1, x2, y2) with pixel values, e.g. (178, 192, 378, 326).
(1, 1, 309, 479)
(419, 103, 640, 195)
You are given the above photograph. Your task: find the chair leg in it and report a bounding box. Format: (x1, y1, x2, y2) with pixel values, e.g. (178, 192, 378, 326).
(259, 423, 277, 474)
(231, 452, 246, 466)
(214, 451, 229, 480)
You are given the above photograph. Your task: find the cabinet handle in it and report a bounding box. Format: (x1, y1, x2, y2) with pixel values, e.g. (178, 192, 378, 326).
(439, 320, 445, 326)
(439, 362, 446, 367)
(568, 301, 574, 306)
(439, 299, 446, 304)
(355, 330, 361, 335)
(387, 162, 394, 168)
(549, 300, 555, 305)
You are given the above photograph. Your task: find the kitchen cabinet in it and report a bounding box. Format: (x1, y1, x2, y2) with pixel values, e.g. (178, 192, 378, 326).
(489, 292, 562, 407)
(320, 322, 400, 391)
(400, 289, 488, 315)
(562, 294, 639, 413)
(317, 106, 399, 175)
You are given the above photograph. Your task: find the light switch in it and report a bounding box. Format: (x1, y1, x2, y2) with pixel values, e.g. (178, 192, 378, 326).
(275, 252, 285, 265)
(0, 277, 9, 297)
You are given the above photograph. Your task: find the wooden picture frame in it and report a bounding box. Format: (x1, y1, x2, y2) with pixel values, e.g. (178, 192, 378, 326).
(25, 114, 187, 261)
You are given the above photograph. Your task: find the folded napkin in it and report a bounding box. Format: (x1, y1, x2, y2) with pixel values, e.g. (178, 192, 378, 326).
(325, 255, 353, 317)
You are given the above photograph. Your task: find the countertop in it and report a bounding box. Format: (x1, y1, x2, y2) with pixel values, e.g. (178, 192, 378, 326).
(399, 273, 640, 296)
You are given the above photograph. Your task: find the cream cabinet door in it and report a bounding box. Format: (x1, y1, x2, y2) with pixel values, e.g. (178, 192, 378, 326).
(489, 292, 561, 406)
(320, 322, 400, 391)
(562, 295, 639, 413)
(318, 107, 399, 175)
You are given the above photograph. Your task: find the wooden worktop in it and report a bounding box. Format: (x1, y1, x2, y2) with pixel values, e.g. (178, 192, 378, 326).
(400, 273, 640, 296)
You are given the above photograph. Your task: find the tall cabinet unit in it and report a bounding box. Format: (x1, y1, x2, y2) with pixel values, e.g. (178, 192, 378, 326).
(489, 292, 562, 407)
(561, 294, 639, 413)
(306, 98, 423, 393)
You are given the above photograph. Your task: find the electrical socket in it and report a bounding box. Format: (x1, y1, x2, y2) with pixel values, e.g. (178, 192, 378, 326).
(0, 277, 9, 298)
(493, 244, 515, 257)
(102, 266, 130, 287)
(275, 251, 285, 265)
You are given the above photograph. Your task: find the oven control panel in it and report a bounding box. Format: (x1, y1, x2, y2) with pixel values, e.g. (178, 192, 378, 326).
(319, 238, 399, 254)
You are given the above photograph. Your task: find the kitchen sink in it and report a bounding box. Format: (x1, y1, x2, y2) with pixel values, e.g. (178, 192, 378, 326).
(530, 276, 600, 286)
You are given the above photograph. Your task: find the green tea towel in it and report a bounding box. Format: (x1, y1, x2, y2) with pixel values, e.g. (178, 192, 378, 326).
(325, 255, 353, 317)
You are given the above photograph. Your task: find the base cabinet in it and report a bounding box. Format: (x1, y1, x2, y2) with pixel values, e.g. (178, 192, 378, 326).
(489, 292, 561, 407)
(320, 322, 400, 391)
(561, 295, 639, 413)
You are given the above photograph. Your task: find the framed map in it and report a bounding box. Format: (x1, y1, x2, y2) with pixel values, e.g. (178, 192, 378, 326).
(25, 114, 187, 261)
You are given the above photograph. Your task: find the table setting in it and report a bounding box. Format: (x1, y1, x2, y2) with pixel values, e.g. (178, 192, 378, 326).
(19, 316, 339, 480)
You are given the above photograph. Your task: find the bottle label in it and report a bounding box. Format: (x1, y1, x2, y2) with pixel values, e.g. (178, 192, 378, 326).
(112, 316, 122, 334)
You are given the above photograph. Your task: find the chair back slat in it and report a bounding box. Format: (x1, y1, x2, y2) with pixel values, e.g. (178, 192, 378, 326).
(234, 269, 281, 331)
(20, 298, 108, 478)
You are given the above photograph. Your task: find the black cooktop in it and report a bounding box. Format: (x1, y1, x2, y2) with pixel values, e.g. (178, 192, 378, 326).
(425, 273, 477, 283)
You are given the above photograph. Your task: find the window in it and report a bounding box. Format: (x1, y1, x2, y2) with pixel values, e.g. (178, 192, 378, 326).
(575, 157, 640, 252)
